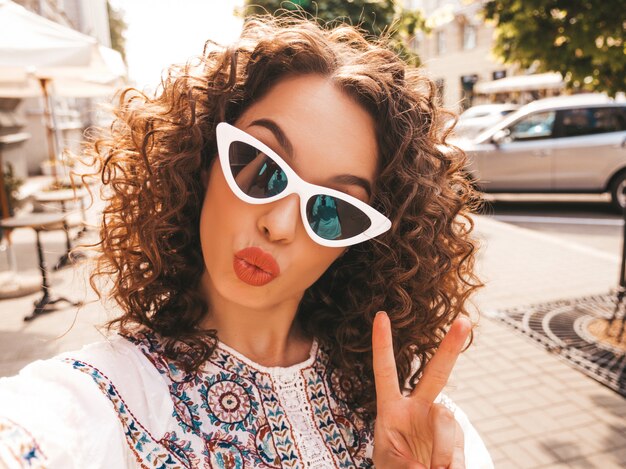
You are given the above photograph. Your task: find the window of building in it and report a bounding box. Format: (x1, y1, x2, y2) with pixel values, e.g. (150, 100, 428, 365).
(408, 34, 420, 53)
(463, 24, 477, 50)
(460, 75, 478, 110)
(436, 30, 446, 55)
(435, 78, 445, 105)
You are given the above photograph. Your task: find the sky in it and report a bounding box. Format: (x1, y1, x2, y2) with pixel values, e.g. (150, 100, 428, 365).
(109, 0, 244, 89)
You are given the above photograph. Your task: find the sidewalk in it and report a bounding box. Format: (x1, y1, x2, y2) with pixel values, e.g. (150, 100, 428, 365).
(451, 216, 626, 468)
(0, 211, 625, 468)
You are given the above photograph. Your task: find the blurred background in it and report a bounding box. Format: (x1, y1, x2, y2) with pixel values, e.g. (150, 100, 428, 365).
(0, 2, 624, 468)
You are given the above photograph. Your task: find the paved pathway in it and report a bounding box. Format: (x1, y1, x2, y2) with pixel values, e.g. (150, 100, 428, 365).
(451, 216, 626, 468)
(1, 204, 625, 468)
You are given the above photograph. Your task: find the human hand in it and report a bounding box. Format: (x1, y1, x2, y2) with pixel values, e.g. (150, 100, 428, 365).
(371, 311, 471, 469)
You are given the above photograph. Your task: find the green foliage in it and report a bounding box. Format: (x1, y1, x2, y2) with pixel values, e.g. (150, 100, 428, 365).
(2, 163, 23, 216)
(107, 0, 127, 63)
(484, 0, 625, 96)
(242, 0, 428, 66)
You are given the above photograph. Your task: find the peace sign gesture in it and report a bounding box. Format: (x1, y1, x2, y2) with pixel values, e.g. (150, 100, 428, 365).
(372, 311, 471, 469)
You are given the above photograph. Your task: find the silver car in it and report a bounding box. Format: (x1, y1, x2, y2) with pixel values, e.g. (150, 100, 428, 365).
(457, 94, 626, 210)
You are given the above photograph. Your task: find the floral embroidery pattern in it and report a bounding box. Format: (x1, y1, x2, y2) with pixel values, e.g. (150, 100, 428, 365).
(63, 359, 197, 468)
(205, 379, 252, 424)
(0, 417, 47, 468)
(255, 424, 281, 468)
(317, 357, 374, 467)
(63, 331, 374, 468)
(299, 357, 374, 468)
(206, 439, 244, 468)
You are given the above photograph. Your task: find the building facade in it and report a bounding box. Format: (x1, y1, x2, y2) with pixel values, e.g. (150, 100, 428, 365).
(406, 0, 518, 111)
(411, 0, 573, 114)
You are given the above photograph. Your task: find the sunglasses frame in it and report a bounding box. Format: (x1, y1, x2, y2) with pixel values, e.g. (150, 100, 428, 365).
(216, 122, 391, 248)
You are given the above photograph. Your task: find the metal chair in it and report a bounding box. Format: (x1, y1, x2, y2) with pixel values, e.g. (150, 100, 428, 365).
(0, 213, 83, 321)
(34, 188, 88, 270)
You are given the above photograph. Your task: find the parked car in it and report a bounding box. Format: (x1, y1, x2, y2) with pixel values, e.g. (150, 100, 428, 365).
(451, 103, 519, 139)
(456, 94, 626, 211)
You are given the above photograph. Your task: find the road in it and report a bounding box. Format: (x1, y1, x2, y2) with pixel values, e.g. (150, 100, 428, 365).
(476, 193, 624, 261)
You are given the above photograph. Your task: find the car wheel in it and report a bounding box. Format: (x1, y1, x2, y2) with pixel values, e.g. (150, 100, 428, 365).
(609, 172, 626, 213)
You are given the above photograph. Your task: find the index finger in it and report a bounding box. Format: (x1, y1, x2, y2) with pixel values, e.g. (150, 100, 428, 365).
(372, 311, 401, 406)
(411, 316, 471, 404)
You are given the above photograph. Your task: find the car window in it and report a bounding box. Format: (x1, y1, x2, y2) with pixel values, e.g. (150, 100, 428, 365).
(508, 111, 556, 141)
(560, 107, 626, 137)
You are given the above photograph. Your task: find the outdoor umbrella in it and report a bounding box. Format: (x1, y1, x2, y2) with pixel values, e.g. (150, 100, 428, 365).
(0, 0, 126, 217)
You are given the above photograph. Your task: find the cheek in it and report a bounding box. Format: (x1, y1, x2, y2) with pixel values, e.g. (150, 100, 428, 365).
(199, 166, 239, 259)
(292, 243, 344, 286)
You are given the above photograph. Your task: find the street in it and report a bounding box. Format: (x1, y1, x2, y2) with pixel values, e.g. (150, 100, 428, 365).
(478, 193, 624, 260)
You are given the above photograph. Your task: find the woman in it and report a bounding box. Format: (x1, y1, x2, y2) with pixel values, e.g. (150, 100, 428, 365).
(0, 15, 491, 468)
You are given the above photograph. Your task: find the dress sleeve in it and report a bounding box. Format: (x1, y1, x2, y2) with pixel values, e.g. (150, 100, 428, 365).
(436, 393, 494, 469)
(0, 358, 134, 468)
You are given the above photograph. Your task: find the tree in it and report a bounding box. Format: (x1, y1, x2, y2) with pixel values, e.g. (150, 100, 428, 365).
(107, 0, 127, 64)
(242, 0, 428, 66)
(484, 0, 625, 96)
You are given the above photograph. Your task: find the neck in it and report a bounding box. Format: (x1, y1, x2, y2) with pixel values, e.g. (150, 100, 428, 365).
(198, 270, 312, 367)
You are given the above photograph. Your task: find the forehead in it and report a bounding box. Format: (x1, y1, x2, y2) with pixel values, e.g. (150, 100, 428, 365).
(235, 75, 379, 187)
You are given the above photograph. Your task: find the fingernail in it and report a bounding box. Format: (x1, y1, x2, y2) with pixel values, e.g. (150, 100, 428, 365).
(457, 315, 472, 330)
(375, 311, 386, 317)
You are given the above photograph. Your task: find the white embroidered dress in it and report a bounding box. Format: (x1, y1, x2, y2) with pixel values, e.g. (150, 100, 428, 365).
(0, 332, 493, 468)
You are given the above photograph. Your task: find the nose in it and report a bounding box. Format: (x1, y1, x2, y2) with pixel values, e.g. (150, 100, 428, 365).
(257, 194, 301, 244)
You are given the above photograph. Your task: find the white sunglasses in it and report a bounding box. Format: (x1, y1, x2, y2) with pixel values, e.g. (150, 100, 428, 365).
(216, 122, 391, 247)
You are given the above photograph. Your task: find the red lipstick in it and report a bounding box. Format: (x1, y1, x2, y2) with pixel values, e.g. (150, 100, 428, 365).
(233, 246, 280, 287)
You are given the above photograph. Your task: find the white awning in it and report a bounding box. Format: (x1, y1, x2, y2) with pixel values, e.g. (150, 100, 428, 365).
(475, 72, 564, 94)
(0, 0, 94, 67)
(0, 0, 126, 97)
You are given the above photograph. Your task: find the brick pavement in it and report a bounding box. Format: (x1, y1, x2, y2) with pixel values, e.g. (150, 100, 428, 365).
(449, 216, 626, 468)
(1, 205, 625, 468)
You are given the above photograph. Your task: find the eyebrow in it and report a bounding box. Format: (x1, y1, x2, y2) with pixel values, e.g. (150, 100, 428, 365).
(249, 118, 373, 199)
(250, 118, 294, 159)
(328, 174, 372, 199)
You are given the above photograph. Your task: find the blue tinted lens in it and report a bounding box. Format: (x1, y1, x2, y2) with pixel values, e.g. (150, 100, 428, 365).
(306, 194, 372, 241)
(228, 141, 288, 198)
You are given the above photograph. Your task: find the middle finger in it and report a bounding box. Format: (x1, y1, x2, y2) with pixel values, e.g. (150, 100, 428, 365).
(411, 317, 471, 404)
